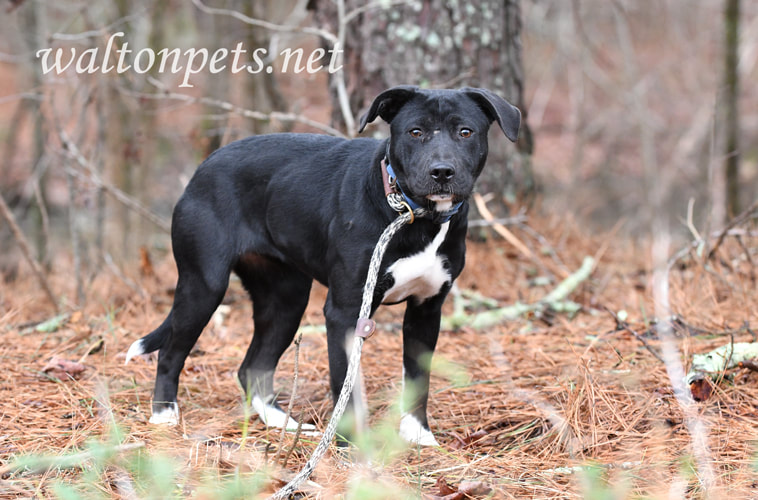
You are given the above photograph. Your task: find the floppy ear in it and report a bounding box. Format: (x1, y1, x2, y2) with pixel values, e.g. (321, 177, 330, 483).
(460, 87, 521, 142)
(358, 85, 418, 133)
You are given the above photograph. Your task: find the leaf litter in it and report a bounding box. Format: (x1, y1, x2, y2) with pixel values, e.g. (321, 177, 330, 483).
(0, 214, 757, 498)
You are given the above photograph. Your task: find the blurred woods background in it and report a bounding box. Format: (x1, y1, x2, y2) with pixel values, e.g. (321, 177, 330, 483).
(0, 0, 756, 307)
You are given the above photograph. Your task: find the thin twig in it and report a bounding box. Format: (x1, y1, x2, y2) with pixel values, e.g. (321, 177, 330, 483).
(0, 192, 58, 312)
(343, 0, 415, 24)
(49, 8, 149, 40)
(131, 80, 346, 139)
(103, 252, 146, 298)
(58, 130, 171, 233)
(191, 0, 337, 45)
(191, 0, 355, 135)
(333, 0, 355, 134)
(707, 198, 758, 260)
(603, 307, 664, 364)
(282, 422, 304, 469)
(472, 193, 536, 263)
(276, 332, 304, 465)
(467, 214, 527, 227)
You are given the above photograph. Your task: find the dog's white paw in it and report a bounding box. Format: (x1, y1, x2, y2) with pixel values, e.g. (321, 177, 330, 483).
(252, 396, 319, 436)
(124, 339, 145, 365)
(399, 414, 439, 447)
(149, 402, 179, 426)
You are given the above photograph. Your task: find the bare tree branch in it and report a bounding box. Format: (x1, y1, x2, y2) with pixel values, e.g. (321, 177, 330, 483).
(343, 0, 414, 24)
(190, 0, 356, 135)
(190, 0, 338, 45)
(0, 193, 58, 312)
(58, 130, 171, 233)
(707, 198, 758, 260)
(129, 79, 347, 138)
(333, 0, 355, 134)
(49, 8, 149, 41)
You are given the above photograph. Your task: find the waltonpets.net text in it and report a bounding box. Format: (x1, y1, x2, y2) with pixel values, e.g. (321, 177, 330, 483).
(36, 32, 343, 88)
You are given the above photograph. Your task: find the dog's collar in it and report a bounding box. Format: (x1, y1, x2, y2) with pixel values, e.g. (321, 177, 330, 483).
(381, 158, 463, 224)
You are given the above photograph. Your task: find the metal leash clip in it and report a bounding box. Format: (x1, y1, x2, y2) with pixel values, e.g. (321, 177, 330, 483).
(386, 192, 415, 224)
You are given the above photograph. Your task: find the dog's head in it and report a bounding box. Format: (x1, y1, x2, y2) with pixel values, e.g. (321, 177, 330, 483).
(359, 86, 521, 212)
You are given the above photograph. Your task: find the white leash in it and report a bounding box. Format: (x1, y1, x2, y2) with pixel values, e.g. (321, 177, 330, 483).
(270, 206, 428, 499)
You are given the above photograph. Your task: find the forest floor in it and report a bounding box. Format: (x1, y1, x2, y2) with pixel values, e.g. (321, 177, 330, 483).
(1, 213, 757, 499)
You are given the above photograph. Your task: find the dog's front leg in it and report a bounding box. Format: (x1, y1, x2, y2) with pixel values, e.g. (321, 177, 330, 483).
(400, 295, 446, 447)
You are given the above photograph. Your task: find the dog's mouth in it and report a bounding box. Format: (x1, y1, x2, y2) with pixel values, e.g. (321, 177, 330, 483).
(426, 194, 454, 203)
(425, 193, 457, 212)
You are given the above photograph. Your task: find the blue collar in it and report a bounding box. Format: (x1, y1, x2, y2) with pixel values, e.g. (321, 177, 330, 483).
(385, 163, 463, 223)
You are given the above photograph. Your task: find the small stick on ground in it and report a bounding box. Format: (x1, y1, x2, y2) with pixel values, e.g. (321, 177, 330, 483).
(276, 332, 304, 465)
(738, 360, 758, 372)
(603, 307, 665, 364)
(472, 193, 538, 264)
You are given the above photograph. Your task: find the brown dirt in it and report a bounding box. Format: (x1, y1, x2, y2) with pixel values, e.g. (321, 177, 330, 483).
(1, 215, 757, 499)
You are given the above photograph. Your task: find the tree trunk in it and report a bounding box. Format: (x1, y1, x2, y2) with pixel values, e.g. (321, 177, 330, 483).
(240, 1, 290, 137)
(308, 0, 534, 212)
(20, 0, 50, 265)
(723, 0, 740, 217)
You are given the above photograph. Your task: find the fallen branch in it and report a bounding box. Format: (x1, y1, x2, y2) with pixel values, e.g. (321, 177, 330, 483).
(685, 342, 758, 385)
(472, 192, 535, 263)
(442, 256, 594, 331)
(467, 214, 527, 228)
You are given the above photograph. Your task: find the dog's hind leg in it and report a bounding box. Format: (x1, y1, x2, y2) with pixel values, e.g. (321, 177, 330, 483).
(150, 268, 229, 425)
(234, 255, 314, 432)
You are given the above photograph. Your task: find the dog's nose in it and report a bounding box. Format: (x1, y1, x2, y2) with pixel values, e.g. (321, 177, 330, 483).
(429, 163, 455, 183)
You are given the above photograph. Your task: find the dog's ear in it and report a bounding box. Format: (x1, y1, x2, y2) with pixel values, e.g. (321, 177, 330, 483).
(358, 85, 418, 133)
(460, 88, 521, 142)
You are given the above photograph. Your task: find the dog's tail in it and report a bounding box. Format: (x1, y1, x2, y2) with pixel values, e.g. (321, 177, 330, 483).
(124, 312, 172, 364)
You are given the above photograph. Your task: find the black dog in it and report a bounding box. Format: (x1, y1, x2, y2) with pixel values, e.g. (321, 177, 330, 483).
(126, 86, 520, 446)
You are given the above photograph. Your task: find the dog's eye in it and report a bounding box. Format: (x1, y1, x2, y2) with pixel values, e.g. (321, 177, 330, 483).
(459, 128, 473, 138)
(409, 128, 423, 138)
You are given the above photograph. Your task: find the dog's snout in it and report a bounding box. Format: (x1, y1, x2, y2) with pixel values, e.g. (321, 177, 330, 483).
(429, 163, 455, 183)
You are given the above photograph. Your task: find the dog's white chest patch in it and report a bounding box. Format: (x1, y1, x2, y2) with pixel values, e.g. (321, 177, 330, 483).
(383, 222, 450, 304)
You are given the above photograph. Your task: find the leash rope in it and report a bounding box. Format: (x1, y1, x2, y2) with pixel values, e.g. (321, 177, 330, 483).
(270, 206, 429, 499)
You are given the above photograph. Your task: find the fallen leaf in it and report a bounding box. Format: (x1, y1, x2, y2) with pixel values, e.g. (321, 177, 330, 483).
(435, 477, 457, 496)
(42, 357, 86, 380)
(689, 379, 713, 402)
(458, 480, 492, 496)
(425, 477, 493, 500)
